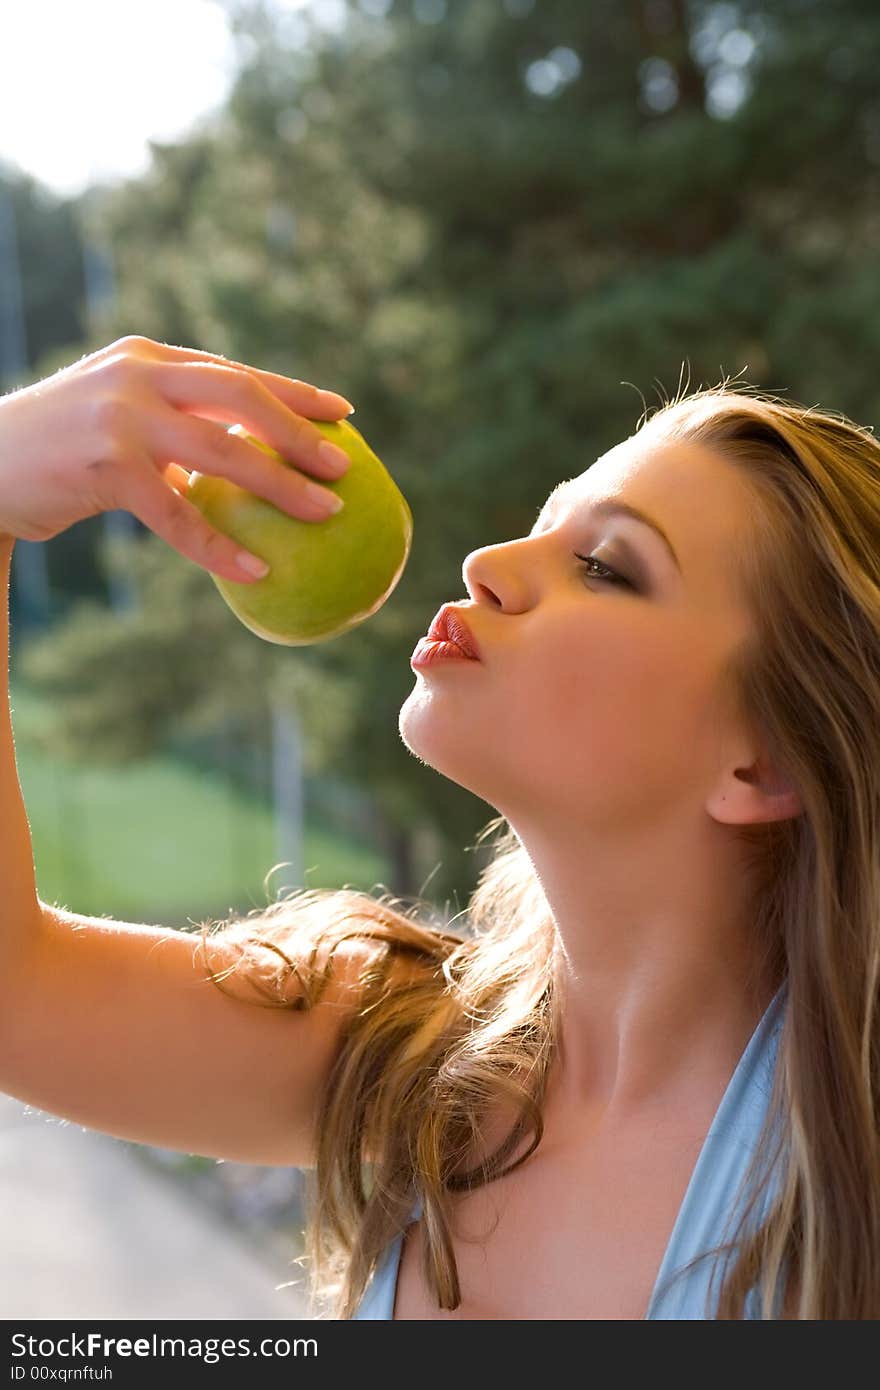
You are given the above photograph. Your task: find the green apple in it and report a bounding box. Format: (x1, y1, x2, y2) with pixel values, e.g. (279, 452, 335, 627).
(185, 419, 413, 644)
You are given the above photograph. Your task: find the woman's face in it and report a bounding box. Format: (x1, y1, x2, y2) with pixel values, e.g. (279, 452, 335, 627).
(398, 435, 758, 839)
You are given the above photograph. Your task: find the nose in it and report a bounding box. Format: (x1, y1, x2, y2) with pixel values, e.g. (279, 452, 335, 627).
(462, 537, 535, 613)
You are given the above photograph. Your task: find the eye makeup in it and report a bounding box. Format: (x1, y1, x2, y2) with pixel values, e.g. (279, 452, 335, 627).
(535, 487, 681, 578)
(574, 552, 636, 590)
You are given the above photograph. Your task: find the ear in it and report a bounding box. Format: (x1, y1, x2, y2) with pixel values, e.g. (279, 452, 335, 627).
(706, 748, 804, 826)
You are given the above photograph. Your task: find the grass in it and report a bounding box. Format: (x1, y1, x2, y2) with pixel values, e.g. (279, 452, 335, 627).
(9, 676, 391, 927)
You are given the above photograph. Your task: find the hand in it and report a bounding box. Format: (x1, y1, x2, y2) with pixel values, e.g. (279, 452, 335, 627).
(0, 335, 355, 582)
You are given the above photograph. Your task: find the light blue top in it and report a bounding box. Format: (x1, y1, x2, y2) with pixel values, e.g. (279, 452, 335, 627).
(352, 983, 788, 1320)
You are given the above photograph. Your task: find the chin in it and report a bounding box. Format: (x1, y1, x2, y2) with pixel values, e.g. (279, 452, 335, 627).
(398, 691, 504, 809)
(398, 685, 449, 764)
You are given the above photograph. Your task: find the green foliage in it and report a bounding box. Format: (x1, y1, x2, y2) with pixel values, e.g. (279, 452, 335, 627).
(0, 165, 87, 387)
(11, 675, 389, 925)
(12, 0, 880, 907)
(16, 527, 362, 776)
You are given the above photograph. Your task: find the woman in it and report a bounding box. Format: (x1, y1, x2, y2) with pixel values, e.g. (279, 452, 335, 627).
(0, 336, 877, 1319)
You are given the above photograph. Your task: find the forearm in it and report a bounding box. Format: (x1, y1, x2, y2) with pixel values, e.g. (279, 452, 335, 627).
(0, 536, 43, 951)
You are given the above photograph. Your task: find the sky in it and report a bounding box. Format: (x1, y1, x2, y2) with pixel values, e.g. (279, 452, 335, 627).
(0, 0, 356, 199)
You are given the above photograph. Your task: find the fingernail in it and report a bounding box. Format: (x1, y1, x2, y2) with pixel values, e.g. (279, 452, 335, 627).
(238, 551, 271, 578)
(318, 441, 351, 476)
(305, 482, 344, 515)
(321, 392, 355, 415)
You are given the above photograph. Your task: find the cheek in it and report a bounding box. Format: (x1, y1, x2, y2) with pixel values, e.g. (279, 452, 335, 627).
(509, 614, 710, 805)
(397, 606, 714, 821)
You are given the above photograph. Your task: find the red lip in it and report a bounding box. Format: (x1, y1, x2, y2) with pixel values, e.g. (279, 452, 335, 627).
(425, 604, 482, 661)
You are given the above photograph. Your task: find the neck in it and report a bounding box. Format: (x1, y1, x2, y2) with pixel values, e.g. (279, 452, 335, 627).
(510, 809, 779, 1126)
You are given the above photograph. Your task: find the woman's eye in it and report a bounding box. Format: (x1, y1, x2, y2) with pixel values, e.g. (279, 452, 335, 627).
(574, 552, 635, 590)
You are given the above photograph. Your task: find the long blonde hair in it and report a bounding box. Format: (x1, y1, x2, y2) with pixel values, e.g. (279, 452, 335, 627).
(198, 381, 880, 1319)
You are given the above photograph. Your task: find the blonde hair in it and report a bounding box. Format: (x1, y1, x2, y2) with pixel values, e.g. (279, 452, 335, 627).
(199, 380, 880, 1319)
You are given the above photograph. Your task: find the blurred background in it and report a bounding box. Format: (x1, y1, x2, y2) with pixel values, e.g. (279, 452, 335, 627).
(1, 0, 877, 1319)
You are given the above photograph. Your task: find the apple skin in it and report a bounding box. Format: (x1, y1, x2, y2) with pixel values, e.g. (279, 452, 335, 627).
(185, 419, 413, 645)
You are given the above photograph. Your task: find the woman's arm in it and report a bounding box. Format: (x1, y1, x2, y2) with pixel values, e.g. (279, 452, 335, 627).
(0, 536, 387, 1165)
(0, 537, 43, 959)
(2, 544, 384, 1168)
(1, 894, 382, 1167)
(0, 340, 392, 1167)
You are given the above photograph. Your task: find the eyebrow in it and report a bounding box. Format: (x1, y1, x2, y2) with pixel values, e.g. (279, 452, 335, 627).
(540, 483, 682, 575)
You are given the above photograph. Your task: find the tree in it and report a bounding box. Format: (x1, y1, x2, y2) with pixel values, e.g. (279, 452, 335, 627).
(18, 0, 880, 905)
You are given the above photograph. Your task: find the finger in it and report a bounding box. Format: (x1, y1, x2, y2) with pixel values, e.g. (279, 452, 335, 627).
(118, 451, 272, 584)
(146, 339, 355, 420)
(149, 409, 344, 523)
(148, 361, 352, 486)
